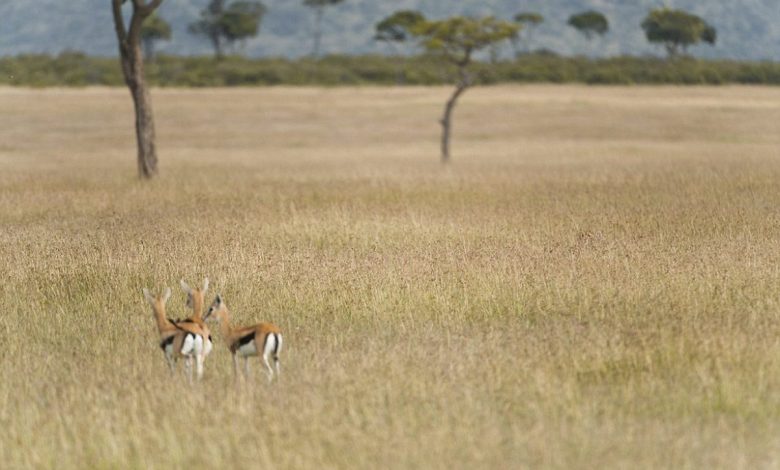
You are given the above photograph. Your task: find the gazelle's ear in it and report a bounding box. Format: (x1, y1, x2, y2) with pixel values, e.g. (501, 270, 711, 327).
(162, 287, 172, 303)
(180, 279, 191, 293)
(202, 277, 210, 294)
(142, 288, 155, 306)
(216, 294, 222, 305)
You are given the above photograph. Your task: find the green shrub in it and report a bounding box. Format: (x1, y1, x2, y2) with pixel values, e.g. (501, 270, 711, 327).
(0, 54, 778, 87)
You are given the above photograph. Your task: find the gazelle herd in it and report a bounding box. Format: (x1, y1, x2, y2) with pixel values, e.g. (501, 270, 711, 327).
(142, 278, 283, 384)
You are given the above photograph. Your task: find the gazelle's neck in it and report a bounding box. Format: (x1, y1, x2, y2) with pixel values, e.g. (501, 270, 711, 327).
(152, 303, 170, 334)
(191, 294, 204, 321)
(219, 308, 233, 339)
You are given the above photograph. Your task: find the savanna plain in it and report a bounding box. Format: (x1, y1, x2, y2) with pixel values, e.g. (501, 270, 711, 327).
(2, 84, 780, 469)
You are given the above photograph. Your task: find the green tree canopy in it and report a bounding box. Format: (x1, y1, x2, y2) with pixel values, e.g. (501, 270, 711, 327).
(568, 10, 609, 40)
(189, 0, 266, 59)
(140, 13, 171, 60)
(413, 16, 519, 66)
(641, 8, 717, 58)
(221, 1, 266, 43)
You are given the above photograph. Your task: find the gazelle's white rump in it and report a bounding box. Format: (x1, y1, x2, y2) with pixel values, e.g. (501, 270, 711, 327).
(180, 333, 204, 356)
(263, 334, 277, 360)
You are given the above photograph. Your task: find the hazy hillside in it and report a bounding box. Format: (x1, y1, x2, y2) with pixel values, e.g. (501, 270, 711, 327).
(1, 0, 778, 60)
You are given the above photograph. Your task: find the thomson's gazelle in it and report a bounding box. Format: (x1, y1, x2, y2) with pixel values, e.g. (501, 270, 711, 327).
(205, 295, 283, 382)
(142, 287, 208, 382)
(179, 278, 214, 358)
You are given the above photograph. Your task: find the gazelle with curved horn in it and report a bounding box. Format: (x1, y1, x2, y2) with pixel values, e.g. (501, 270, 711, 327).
(205, 294, 283, 382)
(142, 287, 208, 382)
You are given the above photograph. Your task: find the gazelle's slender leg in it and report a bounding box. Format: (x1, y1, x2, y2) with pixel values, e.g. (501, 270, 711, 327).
(274, 335, 282, 378)
(244, 356, 250, 379)
(195, 353, 204, 381)
(165, 352, 176, 374)
(184, 356, 193, 384)
(232, 354, 239, 381)
(263, 354, 274, 382)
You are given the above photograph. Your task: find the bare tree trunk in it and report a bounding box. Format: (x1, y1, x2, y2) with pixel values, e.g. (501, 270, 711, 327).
(312, 6, 324, 57)
(212, 33, 224, 60)
(439, 67, 471, 164)
(510, 36, 520, 59)
(666, 42, 680, 60)
(130, 77, 158, 177)
(112, 0, 162, 180)
(395, 57, 406, 86)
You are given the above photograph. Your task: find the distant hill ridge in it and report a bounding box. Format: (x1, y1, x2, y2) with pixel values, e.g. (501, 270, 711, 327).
(1, 0, 778, 60)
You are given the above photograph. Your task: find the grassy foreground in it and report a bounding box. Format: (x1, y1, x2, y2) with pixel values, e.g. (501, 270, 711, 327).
(2, 85, 780, 468)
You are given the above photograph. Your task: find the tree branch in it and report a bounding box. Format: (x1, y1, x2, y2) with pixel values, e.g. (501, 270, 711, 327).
(128, 13, 145, 46)
(111, 0, 128, 43)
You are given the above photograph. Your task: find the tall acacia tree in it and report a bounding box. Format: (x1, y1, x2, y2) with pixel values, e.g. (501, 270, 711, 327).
(303, 0, 345, 57)
(641, 8, 717, 59)
(411, 16, 519, 164)
(111, 0, 164, 179)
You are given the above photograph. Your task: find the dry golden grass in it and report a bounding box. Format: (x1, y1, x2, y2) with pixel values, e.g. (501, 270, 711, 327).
(2, 85, 780, 469)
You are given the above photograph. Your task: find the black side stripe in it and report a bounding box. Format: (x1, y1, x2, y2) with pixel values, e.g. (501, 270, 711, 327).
(237, 332, 256, 348)
(160, 335, 174, 351)
(272, 333, 281, 357)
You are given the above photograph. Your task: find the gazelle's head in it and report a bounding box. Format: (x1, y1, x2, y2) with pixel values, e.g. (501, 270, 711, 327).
(142, 287, 172, 315)
(204, 294, 228, 323)
(180, 278, 209, 314)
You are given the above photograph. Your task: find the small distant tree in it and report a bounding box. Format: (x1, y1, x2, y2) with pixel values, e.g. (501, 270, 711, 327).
(375, 10, 425, 53)
(111, 0, 164, 179)
(189, 0, 266, 59)
(189, 0, 225, 58)
(303, 0, 345, 58)
(375, 10, 426, 84)
(641, 8, 717, 59)
(411, 16, 519, 163)
(568, 10, 608, 57)
(140, 13, 171, 60)
(513, 12, 544, 55)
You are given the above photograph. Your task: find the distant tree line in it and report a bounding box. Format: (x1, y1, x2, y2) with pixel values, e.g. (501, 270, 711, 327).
(139, 4, 719, 62)
(143, 0, 344, 60)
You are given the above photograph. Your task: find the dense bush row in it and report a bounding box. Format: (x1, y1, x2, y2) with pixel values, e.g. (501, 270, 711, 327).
(1, 52, 779, 87)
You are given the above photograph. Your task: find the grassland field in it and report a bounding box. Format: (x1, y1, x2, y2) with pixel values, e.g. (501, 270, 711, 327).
(2, 85, 780, 469)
